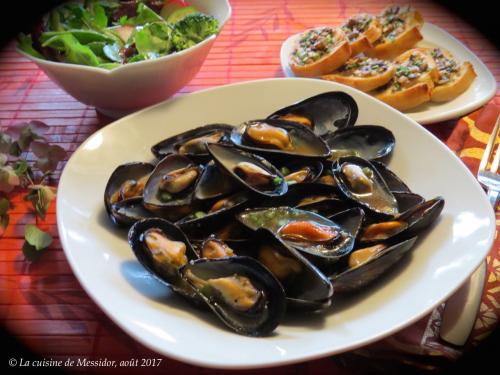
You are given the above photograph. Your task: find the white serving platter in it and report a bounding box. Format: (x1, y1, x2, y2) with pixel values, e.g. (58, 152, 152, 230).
(57, 78, 495, 369)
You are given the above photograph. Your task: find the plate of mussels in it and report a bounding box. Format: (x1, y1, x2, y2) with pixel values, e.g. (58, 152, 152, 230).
(57, 78, 495, 369)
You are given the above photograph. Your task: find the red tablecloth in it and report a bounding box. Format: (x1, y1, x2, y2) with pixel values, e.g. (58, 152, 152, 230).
(1, 1, 499, 374)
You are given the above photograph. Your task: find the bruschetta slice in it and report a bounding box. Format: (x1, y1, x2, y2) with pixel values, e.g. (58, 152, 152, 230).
(289, 27, 352, 77)
(375, 49, 438, 111)
(341, 13, 382, 56)
(366, 5, 424, 60)
(424, 48, 477, 102)
(321, 56, 395, 92)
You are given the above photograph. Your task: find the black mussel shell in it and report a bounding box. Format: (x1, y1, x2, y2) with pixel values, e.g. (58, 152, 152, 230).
(207, 144, 287, 197)
(151, 124, 233, 161)
(330, 237, 418, 293)
(333, 156, 399, 217)
(143, 154, 202, 221)
(324, 125, 395, 162)
(179, 256, 286, 336)
(267, 91, 358, 136)
(104, 162, 155, 222)
(235, 229, 333, 311)
(182, 219, 254, 243)
(110, 197, 155, 226)
(231, 119, 330, 158)
(393, 192, 425, 213)
(371, 161, 412, 193)
(237, 206, 355, 263)
(258, 183, 346, 217)
(177, 191, 251, 228)
(359, 197, 444, 245)
(278, 160, 323, 185)
(194, 160, 239, 201)
(328, 208, 365, 239)
(128, 218, 199, 301)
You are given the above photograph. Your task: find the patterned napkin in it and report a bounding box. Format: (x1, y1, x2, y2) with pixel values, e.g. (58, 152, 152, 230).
(345, 102, 500, 370)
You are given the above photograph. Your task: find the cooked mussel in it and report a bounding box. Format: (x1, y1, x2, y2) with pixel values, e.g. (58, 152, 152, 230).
(267, 92, 358, 136)
(324, 125, 395, 161)
(194, 161, 239, 201)
(110, 197, 155, 226)
(237, 206, 355, 263)
(180, 256, 286, 336)
(176, 191, 251, 228)
(279, 160, 323, 185)
(143, 155, 201, 220)
(197, 236, 236, 259)
(359, 197, 444, 244)
(330, 237, 418, 293)
(104, 162, 155, 225)
(207, 144, 287, 197)
(231, 119, 330, 158)
(151, 124, 233, 161)
(333, 156, 399, 217)
(128, 218, 199, 300)
(254, 229, 333, 311)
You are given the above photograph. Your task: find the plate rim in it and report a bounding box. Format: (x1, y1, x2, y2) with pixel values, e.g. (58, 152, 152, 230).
(279, 23, 497, 125)
(57, 78, 496, 369)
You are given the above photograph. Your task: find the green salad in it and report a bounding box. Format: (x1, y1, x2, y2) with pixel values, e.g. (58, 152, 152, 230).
(17, 0, 219, 69)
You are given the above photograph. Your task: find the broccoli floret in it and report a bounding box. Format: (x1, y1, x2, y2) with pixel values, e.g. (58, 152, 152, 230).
(172, 13, 219, 51)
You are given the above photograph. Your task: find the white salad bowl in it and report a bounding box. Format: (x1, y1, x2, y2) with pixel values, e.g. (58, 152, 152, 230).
(16, 0, 231, 118)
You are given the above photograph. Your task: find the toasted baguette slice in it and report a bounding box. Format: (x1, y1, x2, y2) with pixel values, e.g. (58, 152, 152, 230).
(290, 27, 352, 77)
(366, 6, 424, 60)
(431, 61, 476, 102)
(394, 48, 439, 84)
(321, 57, 395, 92)
(375, 79, 432, 111)
(421, 48, 477, 102)
(374, 49, 438, 111)
(342, 14, 382, 56)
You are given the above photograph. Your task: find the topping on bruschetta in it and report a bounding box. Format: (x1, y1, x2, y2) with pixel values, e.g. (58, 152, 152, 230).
(289, 27, 351, 77)
(375, 49, 438, 110)
(426, 48, 477, 102)
(321, 56, 395, 92)
(366, 5, 424, 60)
(341, 14, 382, 56)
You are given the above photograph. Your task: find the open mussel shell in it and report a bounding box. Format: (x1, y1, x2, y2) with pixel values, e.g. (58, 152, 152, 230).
(371, 161, 412, 193)
(359, 197, 444, 245)
(324, 125, 395, 162)
(234, 229, 333, 311)
(328, 208, 365, 239)
(258, 183, 347, 217)
(278, 160, 323, 185)
(177, 191, 251, 228)
(104, 162, 155, 222)
(333, 156, 399, 217)
(329, 237, 418, 293)
(110, 197, 155, 226)
(207, 143, 287, 197)
(150, 124, 233, 161)
(393, 192, 425, 213)
(267, 91, 358, 136)
(143, 154, 201, 221)
(128, 218, 199, 301)
(231, 119, 330, 158)
(237, 206, 355, 264)
(194, 160, 239, 201)
(179, 256, 286, 336)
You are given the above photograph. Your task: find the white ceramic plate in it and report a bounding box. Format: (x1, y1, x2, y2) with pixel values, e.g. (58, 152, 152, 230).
(280, 23, 497, 124)
(57, 78, 495, 369)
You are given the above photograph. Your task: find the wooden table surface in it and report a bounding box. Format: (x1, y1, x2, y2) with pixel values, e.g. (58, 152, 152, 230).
(1, 1, 499, 374)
